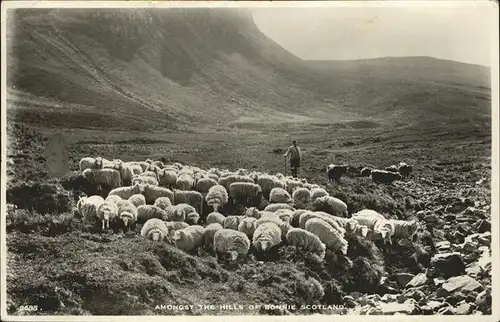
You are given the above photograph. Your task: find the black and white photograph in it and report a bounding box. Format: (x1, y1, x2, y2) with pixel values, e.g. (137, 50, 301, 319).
(1, 0, 498, 319)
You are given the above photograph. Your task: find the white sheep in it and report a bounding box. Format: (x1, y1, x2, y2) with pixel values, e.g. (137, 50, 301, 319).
(141, 171, 158, 180)
(214, 229, 251, 261)
(124, 162, 143, 176)
(311, 196, 348, 217)
(164, 205, 186, 222)
(79, 157, 100, 171)
(206, 212, 226, 225)
(252, 222, 282, 252)
(175, 203, 196, 217)
(228, 182, 262, 206)
(105, 194, 122, 205)
(206, 185, 229, 212)
(269, 187, 292, 204)
(238, 217, 257, 238)
(128, 194, 146, 208)
(132, 174, 159, 186)
(305, 218, 348, 255)
(158, 169, 178, 188)
(96, 200, 118, 231)
(351, 209, 394, 244)
(218, 174, 255, 190)
(255, 212, 283, 228)
(114, 160, 134, 186)
(152, 160, 164, 169)
(82, 168, 122, 190)
(292, 187, 311, 209)
(165, 221, 189, 242)
(108, 184, 144, 200)
(79, 195, 105, 223)
(274, 209, 294, 223)
(286, 228, 327, 259)
(116, 199, 138, 232)
(153, 196, 172, 210)
(173, 225, 205, 252)
(324, 215, 369, 238)
(145, 164, 162, 177)
(137, 205, 167, 223)
(223, 215, 244, 230)
(76, 195, 104, 222)
(389, 219, 419, 241)
(165, 221, 189, 232)
(279, 221, 292, 241)
(256, 174, 287, 199)
(204, 223, 224, 249)
(244, 207, 261, 219)
(310, 211, 347, 237)
(173, 190, 203, 214)
(290, 209, 311, 227)
(298, 212, 346, 238)
(264, 203, 294, 212)
(195, 177, 218, 194)
(285, 179, 305, 195)
(175, 173, 195, 190)
(141, 218, 169, 242)
(186, 211, 200, 225)
(142, 184, 174, 205)
(310, 187, 329, 202)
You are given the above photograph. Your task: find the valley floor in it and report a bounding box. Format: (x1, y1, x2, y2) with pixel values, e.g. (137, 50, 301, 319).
(4, 119, 493, 316)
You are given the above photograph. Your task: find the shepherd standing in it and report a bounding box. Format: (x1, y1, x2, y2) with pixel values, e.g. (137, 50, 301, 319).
(283, 140, 301, 178)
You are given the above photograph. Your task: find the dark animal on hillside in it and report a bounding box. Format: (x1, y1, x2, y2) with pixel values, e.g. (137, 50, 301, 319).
(327, 164, 348, 183)
(347, 165, 363, 176)
(360, 168, 372, 177)
(370, 170, 402, 184)
(398, 162, 413, 179)
(385, 165, 399, 173)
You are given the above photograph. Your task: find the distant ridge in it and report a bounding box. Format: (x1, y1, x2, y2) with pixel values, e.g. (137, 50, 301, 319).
(7, 8, 491, 131)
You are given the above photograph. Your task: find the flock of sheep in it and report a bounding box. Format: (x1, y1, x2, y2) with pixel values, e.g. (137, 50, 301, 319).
(77, 157, 419, 262)
(327, 162, 413, 184)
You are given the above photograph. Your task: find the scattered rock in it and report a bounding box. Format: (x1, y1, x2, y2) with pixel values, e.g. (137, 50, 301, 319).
(457, 223, 471, 235)
(453, 302, 472, 315)
(420, 305, 433, 315)
(427, 300, 447, 311)
(441, 275, 484, 294)
(436, 305, 455, 315)
(435, 241, 451, 252)
(379, 302, 417, 315)
(459, 241, 478, 254)
(430, 252, 466, 278)
(406, 273, 429, 288)
(433, 277, 446, 287)
(477, 220, 491, 233)
(453, 231, 465, 243)
(390, 273, 415, 288)
(424, 214, 439, 223)
(405, 289, 426, 302)
(380, 294, 399, 303)
(445, 292, 466, 305)
(475, 289, 491, 312)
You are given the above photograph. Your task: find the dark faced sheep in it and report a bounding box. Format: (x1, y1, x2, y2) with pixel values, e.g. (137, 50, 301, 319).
(327, 164, 348, 183)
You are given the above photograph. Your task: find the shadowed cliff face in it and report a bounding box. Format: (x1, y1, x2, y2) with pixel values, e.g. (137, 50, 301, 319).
(6, 8, 491, 131)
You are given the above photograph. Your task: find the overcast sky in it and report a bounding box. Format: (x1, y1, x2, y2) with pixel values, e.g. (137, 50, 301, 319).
(252, 5, 495, 67)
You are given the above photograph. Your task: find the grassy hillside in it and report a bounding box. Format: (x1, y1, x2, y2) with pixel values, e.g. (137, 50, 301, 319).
(4, 7, 493, 317)
(6, 8, 491, 131)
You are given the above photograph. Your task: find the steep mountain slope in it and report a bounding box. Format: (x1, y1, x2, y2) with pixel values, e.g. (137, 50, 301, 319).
(6, 8, 491, 132)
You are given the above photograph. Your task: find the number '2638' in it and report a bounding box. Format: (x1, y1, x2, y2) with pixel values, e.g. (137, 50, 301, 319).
(19, 305, 39, 312)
